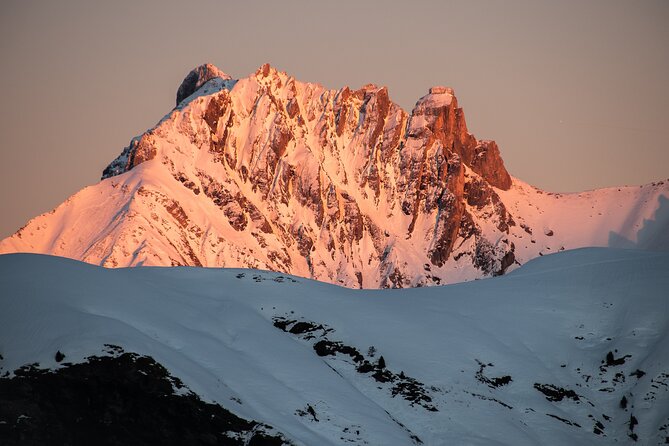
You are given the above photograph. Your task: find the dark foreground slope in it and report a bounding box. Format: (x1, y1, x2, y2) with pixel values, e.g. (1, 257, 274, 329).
(1, 351, 285, 446)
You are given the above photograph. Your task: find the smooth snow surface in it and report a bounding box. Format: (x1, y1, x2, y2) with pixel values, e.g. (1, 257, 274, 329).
(1, 248, 668, 444)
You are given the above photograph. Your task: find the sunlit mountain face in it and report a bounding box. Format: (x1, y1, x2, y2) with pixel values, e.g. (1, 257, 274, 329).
(1, 63, 667, 288)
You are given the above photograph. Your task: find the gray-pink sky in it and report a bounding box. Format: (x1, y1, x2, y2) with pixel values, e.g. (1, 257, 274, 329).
(1, 0, 668, 238)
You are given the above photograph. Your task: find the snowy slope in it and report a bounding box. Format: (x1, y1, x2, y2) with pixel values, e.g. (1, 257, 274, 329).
(495, 178, 669, 273)
(1, 63, 667, 288)
(1, 248, 668, 445)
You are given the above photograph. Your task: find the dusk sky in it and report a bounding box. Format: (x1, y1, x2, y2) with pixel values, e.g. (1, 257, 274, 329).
(1, 0, 667, 238)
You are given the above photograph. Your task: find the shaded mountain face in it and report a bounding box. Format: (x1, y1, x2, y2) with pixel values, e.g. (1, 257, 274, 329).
(2, 250, 669, 445)
(1, 64, 667, 287)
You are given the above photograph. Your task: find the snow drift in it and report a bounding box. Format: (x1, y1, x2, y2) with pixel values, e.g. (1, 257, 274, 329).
(1, 248, 668, 444)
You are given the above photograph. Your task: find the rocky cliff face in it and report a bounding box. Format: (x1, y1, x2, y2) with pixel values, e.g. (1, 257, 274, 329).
(103, 63, 515, 287)
(2, 63, 667, 287)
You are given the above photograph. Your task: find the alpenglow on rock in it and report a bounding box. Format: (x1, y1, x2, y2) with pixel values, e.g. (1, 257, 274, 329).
(1, 63, 668, 288)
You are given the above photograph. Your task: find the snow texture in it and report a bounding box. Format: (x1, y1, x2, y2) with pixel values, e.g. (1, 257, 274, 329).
(1, 248, 668, 445)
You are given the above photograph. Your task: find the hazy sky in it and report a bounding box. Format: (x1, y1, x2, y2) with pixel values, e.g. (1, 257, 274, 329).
(1, 0, 668, 238)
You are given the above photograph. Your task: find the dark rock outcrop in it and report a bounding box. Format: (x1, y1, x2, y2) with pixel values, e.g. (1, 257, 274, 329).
(0, 352, 287, 446)
(176, 63, 231, 106)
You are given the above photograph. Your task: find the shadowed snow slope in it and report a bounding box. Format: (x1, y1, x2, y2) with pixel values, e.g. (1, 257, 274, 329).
(1, 248, 668, 445)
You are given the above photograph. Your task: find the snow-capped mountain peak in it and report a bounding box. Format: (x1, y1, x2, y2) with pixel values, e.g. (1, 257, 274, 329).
(1, 64, 667, 287)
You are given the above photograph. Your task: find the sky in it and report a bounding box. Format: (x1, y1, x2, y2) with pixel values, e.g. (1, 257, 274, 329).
(0, 0, 668, 238)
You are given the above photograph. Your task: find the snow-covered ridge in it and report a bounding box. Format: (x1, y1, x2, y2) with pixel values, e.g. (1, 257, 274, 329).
(0, 63, 667, 287)
(1, 249, 668, 444)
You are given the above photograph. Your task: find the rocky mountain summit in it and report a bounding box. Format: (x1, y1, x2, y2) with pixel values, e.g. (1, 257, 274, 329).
(1, 63, 667, 287)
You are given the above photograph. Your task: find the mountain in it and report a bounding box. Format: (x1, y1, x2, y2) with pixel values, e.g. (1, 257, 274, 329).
(1, 249, 668, 445)
(1, 63, 667, 288)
